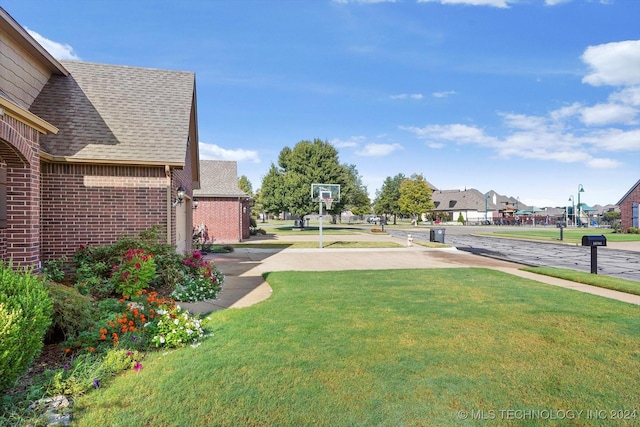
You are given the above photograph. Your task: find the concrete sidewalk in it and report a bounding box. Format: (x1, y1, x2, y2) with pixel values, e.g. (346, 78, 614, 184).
(181, 232, 639, 314)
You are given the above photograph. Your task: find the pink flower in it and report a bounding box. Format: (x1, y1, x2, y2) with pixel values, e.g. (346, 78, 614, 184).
(134, 362, 142, 371)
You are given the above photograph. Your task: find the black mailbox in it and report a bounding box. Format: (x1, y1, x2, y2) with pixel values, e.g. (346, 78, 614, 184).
(556, 221, 566, 228)
(581, 235, 607, 247)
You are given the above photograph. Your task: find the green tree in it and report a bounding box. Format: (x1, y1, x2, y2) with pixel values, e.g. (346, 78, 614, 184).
(398, 173, 435, 223)
(374, 173, 405, 224)
(341, 164, 371, 218)
(260, 163, 287, 218)
(238, 175, 253, 197)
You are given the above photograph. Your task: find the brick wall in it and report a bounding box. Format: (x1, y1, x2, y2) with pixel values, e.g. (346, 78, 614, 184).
(0, 115, 40, 267)
(619, 183, 640, 232)
(40, 163, 168, 262)
(193, 197, 248, 243)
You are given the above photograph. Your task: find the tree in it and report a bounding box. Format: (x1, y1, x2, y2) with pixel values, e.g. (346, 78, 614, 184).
(238, 175, 253, 197)
(259, 163, 287, 218)
(398, 173, 435, 223)
(374, 173, 405, 224)
(341, 164, 371, 218)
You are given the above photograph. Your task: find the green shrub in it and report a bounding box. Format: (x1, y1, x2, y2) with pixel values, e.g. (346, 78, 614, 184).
(0, 261, 53, 392)
(46, 283, 97, 343)
(72, 226, 183, 293)
(628, 227, 639, 234)
(41, 256, 68, 283)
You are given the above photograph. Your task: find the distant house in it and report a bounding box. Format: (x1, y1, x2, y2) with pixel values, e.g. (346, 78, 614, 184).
(617, 179, 640, 232)
(430, 189, 528, 224)
(0, 7, 200, 268)
(193, 160, 251, 243)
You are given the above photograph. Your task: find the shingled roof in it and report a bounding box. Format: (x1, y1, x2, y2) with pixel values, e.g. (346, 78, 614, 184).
(30, 61, 195, 164)
(195, 160, 249, 198)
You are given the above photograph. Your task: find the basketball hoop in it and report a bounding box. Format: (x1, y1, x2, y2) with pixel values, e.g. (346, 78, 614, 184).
(324, 198, 334, 211)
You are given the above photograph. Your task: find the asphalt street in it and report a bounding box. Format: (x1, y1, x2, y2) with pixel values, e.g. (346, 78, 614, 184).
(387, 227, 640, 282)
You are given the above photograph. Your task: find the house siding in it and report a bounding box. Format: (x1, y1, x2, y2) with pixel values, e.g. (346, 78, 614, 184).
(40, 163, 168, 262)
(0, 36, 51, 108)
(193, 197, 250, 243)
(619, 183, 640, 232)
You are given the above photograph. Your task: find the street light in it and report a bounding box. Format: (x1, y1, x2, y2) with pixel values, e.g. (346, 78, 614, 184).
(568, 195, 575, 227)
(577, 184, 585, 227)
(485, 194, 491, 223)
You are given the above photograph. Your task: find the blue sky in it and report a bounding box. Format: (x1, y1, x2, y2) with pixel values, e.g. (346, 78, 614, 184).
(6, 0, 639, 207)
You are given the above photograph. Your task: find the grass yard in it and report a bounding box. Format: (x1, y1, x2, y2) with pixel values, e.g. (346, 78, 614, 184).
(487, 228, 640, 245)
(522, 267, 640, 296)
(73, 269, 639, 426)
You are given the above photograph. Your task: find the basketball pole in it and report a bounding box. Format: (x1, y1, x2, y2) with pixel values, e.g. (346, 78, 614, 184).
(319, 199, 323, 248)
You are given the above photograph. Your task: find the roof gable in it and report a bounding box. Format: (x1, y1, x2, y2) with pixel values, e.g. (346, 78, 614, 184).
(617, 179, 640, 205)
(30, 61, 195, 165)
(195, 160, 249, 198)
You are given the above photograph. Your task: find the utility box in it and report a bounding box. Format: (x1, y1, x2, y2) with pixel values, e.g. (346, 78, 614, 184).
(430, 228, 445, 244)
(581, 235, 607, 247)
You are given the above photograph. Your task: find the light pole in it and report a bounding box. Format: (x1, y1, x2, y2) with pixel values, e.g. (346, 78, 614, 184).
(577, 184, 585, 227)
(485, 194, 491, 224)
(568, 196, 574, 227)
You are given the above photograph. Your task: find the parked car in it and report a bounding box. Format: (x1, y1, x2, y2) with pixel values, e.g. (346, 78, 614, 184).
(367, 216, 381, 224)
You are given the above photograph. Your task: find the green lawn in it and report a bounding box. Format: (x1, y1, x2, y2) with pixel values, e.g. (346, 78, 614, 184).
(487, 228, 640, 244)
(521, 267, 640, 296)
(73, 269, 639, 426)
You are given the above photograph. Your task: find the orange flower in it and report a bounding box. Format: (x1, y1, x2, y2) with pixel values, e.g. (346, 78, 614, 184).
(88, 347, 95, 353)
(99, 328, 108, 335)
(64, 348, 71, 354)
(100, 335, 106, 340)
(121, 325, 128, 333)
(129, 326, 136, 332)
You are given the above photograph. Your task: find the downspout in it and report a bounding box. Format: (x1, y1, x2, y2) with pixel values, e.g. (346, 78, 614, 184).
(238, 196, 242, 242)
(166, 165, 172, 244)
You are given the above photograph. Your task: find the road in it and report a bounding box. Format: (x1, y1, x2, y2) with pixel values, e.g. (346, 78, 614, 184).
(387, 226, 640, 282)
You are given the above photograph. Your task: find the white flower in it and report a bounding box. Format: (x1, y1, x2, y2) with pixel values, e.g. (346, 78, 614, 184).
(174, 318, 179, 325)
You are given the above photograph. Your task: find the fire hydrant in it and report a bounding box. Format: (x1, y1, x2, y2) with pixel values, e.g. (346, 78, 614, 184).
(407, 233, 413, 247)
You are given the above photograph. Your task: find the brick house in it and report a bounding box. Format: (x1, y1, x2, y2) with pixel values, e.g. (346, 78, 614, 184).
(193, 160, 251, 243)
(0, 7, 200, 269)
(617, 179, 640, 232)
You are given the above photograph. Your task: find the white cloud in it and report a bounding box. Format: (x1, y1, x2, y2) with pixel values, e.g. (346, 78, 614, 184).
(586, 158, 621, 168)
(432, 90, 457, 98)
(580, 103, 638, 126)
(199, 142, 260, 163)
(390, 93, 423, 100)
(545, 0, 572, 5)
(330, 136, 365, 148)
(582, 40, 640, 87)
(355, 143, 403, 157)
(26, 28, 80, 60)
(417, 0, 513, 8)
(400, 124, 499, 146)
(609, 86, 640, 106)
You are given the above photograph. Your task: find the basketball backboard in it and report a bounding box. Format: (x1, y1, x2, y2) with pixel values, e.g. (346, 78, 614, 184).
(311, 183, 340, 202)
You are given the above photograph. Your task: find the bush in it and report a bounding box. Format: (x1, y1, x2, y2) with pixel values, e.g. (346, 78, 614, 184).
(0, 261, 53, 392)
(46, 283, 97, 343)
(628, 227, 639, 234)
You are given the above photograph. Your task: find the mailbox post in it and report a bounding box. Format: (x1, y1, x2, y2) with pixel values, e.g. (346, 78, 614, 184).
(581, 235, 607, 274)
(557, 221, 566, 241)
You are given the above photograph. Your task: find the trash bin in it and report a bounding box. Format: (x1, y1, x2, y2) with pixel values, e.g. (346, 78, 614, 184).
(429, 228, 445, 243)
